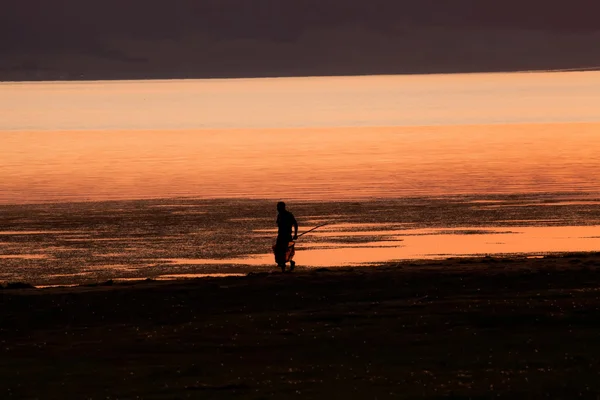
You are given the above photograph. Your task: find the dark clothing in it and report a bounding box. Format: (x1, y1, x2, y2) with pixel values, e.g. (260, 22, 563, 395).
(275, 210, 298, 266)
(274, 236, 293, 265)
(277, 210, 297, 237)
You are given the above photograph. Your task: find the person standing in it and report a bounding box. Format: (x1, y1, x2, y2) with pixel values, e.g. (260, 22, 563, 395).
(274, 201, 298, 272)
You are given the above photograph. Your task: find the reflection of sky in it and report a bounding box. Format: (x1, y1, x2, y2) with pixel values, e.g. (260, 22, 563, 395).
(2, 123, 600, 203)
(2, 200, 599, 285)
(3, 71, 600, 204)
(185, 225, 600, 267)
(2, 71, 600, 131)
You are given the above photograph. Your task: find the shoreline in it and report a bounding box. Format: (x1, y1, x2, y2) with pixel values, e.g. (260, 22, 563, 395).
(2, 194, 600, 287)
(2, 251, 600, 291)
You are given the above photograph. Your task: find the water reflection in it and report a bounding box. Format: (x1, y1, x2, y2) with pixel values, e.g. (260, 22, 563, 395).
(181, 225, 600, 267)
(0, 254, 48, 259)
(1, 197, 599, 285)
(3, 72, 600, 131)
(2, 123, 600, 204)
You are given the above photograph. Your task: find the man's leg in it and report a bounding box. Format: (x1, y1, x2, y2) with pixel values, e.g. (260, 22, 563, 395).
(275, 236, 288, 272)
(287, 242, 296, 272)
(276, 252, 286, 272)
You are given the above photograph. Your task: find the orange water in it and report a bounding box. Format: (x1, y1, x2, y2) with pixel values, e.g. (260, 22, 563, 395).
(3, 72, 599, 131)
(2, 71, 600, 204)
(1, 123, 600, 204)
(2, 72, 600, 283)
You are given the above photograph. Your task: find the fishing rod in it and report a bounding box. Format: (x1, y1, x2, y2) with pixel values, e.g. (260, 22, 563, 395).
(297, 223, 328, 239)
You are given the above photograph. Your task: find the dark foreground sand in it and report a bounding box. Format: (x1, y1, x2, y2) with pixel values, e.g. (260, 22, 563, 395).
(3, 253, 600, 399)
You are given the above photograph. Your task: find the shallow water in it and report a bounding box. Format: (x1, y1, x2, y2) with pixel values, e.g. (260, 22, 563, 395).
(1, 72, 600, 283)
(1, 196, 599, 285)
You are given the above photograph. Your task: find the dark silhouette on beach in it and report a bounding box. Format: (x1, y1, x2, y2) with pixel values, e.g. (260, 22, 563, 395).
(273, 201, 298, 273)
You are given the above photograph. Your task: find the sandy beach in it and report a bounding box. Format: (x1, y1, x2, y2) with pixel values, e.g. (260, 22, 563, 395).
(3, 253, 600, 398)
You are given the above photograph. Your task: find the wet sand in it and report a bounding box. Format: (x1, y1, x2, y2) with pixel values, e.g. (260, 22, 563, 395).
(2, 195, 600, 286)
(3, 253, 600, 398)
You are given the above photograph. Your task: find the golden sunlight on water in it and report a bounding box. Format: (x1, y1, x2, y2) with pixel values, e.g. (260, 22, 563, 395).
(2, 71, 599, 204)
(2, 72, 600, 282)
(195, 225, 600, 267)
(2, 71, 600, 130)
(1, 123, 599, 204)
(2, 198, 599, 285)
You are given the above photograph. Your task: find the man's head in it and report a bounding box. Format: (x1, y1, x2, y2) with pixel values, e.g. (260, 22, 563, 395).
(277, 201, 286, 212)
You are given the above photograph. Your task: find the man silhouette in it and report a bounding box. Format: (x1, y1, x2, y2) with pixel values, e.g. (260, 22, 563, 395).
(274, 201, 298, 272)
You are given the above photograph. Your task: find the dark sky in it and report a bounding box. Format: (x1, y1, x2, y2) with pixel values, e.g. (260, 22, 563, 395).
(2, 0, 600, 80)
